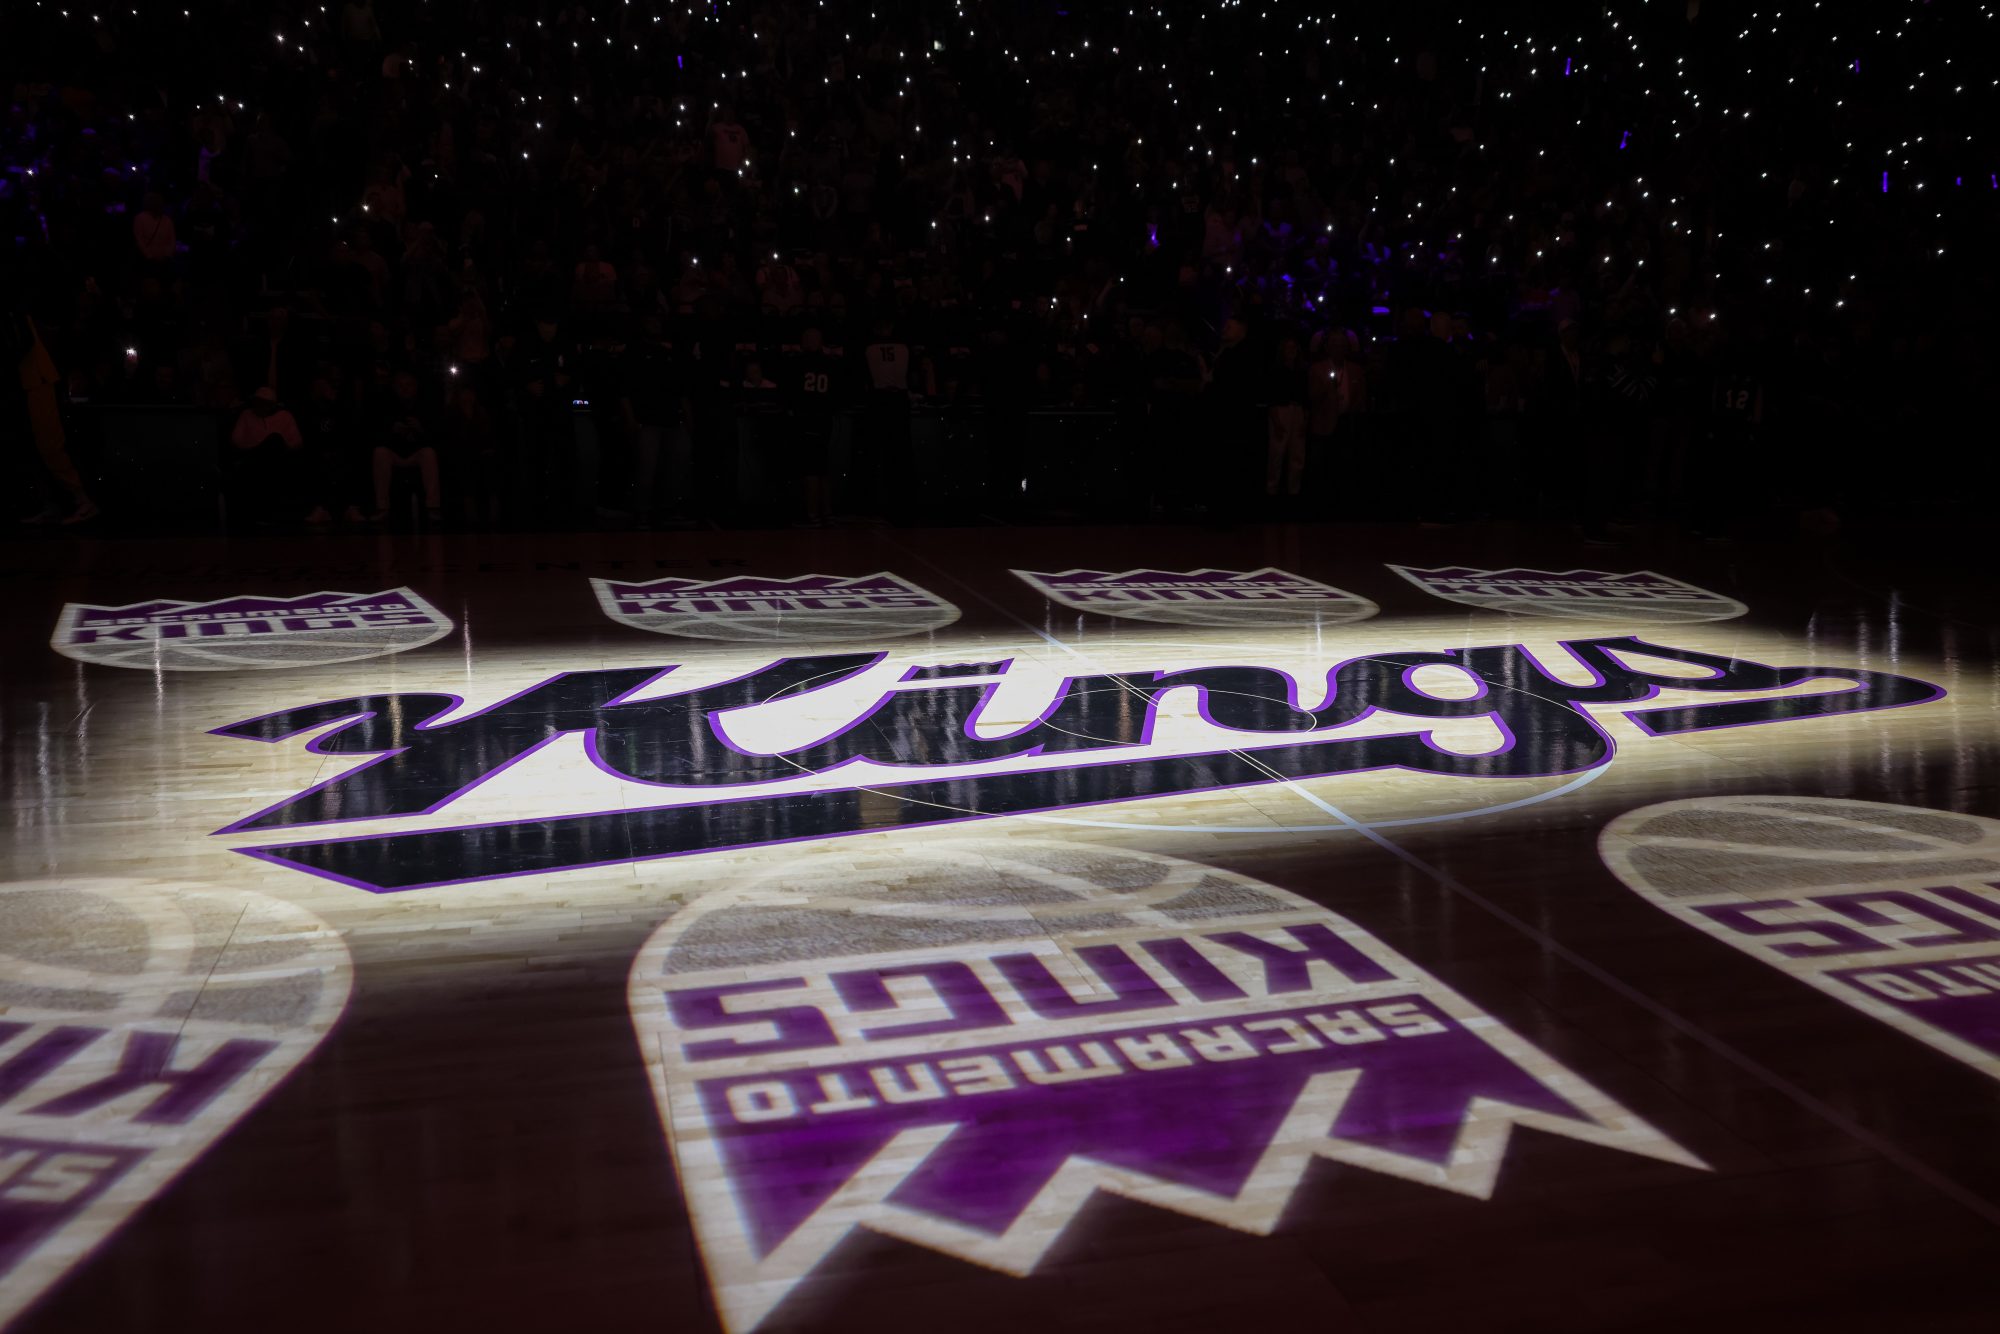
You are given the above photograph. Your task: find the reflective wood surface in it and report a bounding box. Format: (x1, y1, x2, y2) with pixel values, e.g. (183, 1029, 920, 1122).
(3, 522, 1998, 1333)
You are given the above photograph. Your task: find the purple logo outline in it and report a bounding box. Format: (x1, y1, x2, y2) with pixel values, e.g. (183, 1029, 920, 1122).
(1389, 565, 1747, 623)
(50, 587, 453, 670)
(630, 847, 1705, 1330)
(1603, 795, 2000, 1085)
(206, 636, 1946, 894)
(1014, 566, 1378, 626)
(592, 571, 960, 642)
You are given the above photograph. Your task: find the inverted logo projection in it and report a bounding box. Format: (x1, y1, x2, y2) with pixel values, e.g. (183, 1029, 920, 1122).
(630, 844, 1702, 1331)
(1013, 568, 1378, 628)
(593, 573, 959, 641)
(51, 589, 452, 671)
(1389, 567, 1746, 623)
(1603, 796, 2000, 1083)
(0, 878, 350, 1328)
(210, 636, 1942, 893)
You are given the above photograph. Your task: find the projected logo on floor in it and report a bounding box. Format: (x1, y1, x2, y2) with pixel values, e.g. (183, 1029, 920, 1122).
(630, 843, 1702, 1331)
(207, 635, 1942, 893)
(1389, 567, 1746, 623)
(1013, 568, 1378, 627)
(1603, 797, 2000, 1083)
(0, 878, 350, 1329)
(51, 589, 453, 671)
(593, 572, 959, 641)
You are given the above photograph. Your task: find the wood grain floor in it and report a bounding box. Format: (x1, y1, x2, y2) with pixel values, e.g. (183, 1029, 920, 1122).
(3, 522, 1998, 1333)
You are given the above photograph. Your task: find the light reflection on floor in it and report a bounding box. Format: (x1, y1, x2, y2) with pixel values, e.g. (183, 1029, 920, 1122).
(4, 529, 1999, 1331)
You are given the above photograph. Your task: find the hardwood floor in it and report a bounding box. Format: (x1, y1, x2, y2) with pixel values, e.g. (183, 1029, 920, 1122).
(3, 522, 1998, 1332)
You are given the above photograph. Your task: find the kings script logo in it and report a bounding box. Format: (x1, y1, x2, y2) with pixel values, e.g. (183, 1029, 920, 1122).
(0, 878, 350, 1328)
(209, 635, 1942, 894)
(593, 572, 960, 641)
(630, 844, 1704, 1330)
(1389, 567, 1747, 624)
(1013, 568, 1378, 628)
(1603, 796, 2000, 1085)
(51, 589, 453, 671)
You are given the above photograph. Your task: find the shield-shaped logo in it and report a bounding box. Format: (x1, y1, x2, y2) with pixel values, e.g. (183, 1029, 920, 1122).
(630, 843, 1701, 1330)
(0, 878, 350, 1327)
(51, 589, 453, 671)
(593, 573, 960, 642)
(1388, 567, 1746, 623)
(1603, 796, 2000, 1083)
(1012, 568, 1378, 627)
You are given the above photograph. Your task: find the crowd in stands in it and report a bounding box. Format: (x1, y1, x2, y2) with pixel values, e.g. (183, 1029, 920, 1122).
(3, 0, 1993, 531)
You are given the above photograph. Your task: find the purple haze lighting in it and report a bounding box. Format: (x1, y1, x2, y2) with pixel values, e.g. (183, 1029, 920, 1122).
(1618, 131, 1630, 150)
(1564, 58, 1572, 76)
(1882, 172, 1889, 193)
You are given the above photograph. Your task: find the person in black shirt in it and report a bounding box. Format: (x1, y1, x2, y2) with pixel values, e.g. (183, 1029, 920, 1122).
(1143, 321, 1206, 515)
(1207, 318, 1261, 506)
(619, 318, 690, 526)
(516, 317, 576, 516)
(443, 380, 502, 526)
(370, 370, 443, 522)
(788, 326, 840, 525)
(1265, 333, 1309, 500)
(300, 369, 368, 524)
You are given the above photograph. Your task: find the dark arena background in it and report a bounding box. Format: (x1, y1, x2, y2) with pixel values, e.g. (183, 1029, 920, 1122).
(4, 1, 2000, 1331)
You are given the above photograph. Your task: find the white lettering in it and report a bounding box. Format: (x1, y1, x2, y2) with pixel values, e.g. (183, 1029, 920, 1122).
(1011, 1042, 1122, 1085)
(726, 1081, 800, 1123)
(938, 1054, 1017, 1095)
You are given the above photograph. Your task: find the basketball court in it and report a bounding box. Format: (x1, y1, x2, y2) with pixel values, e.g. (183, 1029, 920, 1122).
(4, 521, 1997, 1332)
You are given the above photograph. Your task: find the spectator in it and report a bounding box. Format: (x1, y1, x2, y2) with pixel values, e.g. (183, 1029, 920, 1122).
(444, 381, 501, 525)
(8, 304, 99, 524)
(1208, 317, 1260, 504)
(229, 386, 306, 522)
(710, 108, 750, 174)
(572, 245, 620, 309)
(370, 370, 442, 521)
(445, 293, 492, 369)
(1266, 333, 1308, 500)
(1306, 331, 1344, 485)
(131, 193, 177, 266)
(1145, 321, 1207, 514)
(787, 326, 840, 525)
(299, 371, 367, 525)
(0, 0, 1983, 534)
(857, 320, 912, 519)
(618, 316, 687, 524)
(235, 306, 309, 407)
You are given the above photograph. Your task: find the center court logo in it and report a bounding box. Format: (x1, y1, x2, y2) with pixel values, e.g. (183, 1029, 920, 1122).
(593, 572, 960, 641)
(629, 844, 1703, 1331)
(51, 589, 453, 671)
(210, 634, 1943, 893)
(1389, 567, 1747, 623)
(1013, 568, 1378, 627)
(0, 878, 350, 1328)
